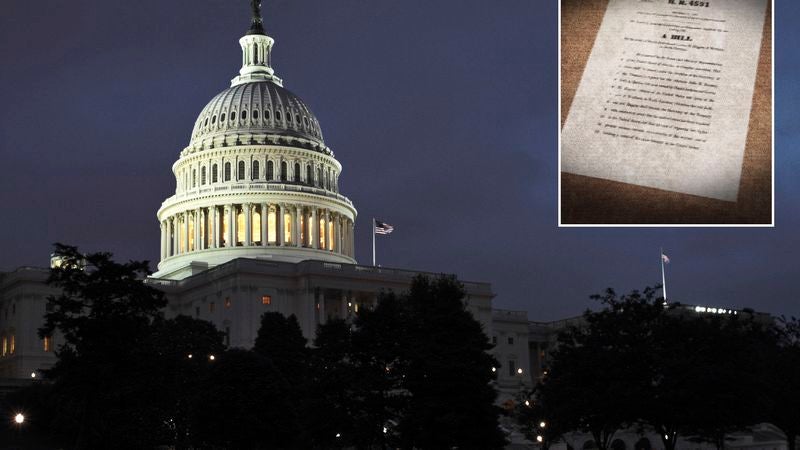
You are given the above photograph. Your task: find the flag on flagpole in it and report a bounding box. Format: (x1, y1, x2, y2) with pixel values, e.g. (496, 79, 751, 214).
(661, 253, 670, 264)
(374, 220, 394, 235)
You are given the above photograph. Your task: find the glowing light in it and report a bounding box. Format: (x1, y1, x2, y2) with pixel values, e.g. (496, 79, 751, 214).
(30, 372, 36, 379)
(335, 433, 341, 438)
(524, 400, 530, 407)
(348, 302, 352, 307)
(517, 368, 523, 374)
(14, 413, 24, 424)
(664, 435, 669, 440)
(209, 355, 216, 361)
(539, 421, 546, 428)
(188, 354, 193, 359)
(491, 367, 497, 373)
(536, 435, 543, 443)
(383, 427, 388, 434)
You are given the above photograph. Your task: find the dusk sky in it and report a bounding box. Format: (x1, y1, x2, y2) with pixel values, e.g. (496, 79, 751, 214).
(1, 1, 797, 321)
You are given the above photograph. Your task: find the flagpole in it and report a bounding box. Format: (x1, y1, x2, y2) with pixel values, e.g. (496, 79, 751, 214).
(660, 247, 667, 302)
(372, 218, 376, 266)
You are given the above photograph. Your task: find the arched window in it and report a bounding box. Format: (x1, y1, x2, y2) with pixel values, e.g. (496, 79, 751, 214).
(201, 166, 207, 185)
(294, 163, 301, 182)
(324, 170, 329, 190)
(276, 110, 282, 121)
(252, 161, 260, 180)
(212, 164, 218, 183)
(265, 109, 271, 120)
(254, 43, 259, 64)
(295, 114, 301, 125)
(306, 165, 313, 185)
(192, 169, 196, 188)
(230, 111, 236, 121)
(241, 110, 247, 120)
(280, 161, 287, 181)
(286, 112, 292, 123)
(224, 162, 231, 181)
(238, 161, 245, 180)
(317, 168, 322, 187)
(267, 161, 274, 180)
(220, 112, 226, 122)
(253, 109, 259, 120)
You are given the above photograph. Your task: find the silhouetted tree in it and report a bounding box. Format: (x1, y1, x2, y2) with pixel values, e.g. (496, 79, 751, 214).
(189, 349, 303, 449)
(394, 275, 506, 449)
(765, 316, 800, 450)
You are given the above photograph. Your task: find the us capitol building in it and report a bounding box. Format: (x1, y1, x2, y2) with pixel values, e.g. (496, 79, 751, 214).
(0, 4, 541, 400)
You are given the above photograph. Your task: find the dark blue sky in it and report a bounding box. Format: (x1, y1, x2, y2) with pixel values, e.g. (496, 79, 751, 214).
(1, 1, 797, 320)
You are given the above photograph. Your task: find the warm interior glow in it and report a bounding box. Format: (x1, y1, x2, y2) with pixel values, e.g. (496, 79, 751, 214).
(221, 211, 228, 247)
(178, 217, 185, 253)
(1, 336, 6, 356)
(188, 215, 195, 251)
(236, 208, 245, 244)
(43, 335, 52, 352)
(300, 215, 306, 246)
(267, 209, 277, 243)
(319, 218, 326, 249)
(328, 221, 334, 250)
(200, 213, 206, 249)
(262, 295, 272, 305)
(252, 207, 262, 243)
(10, 335, 15, 354)
(284, 212, 292, 244)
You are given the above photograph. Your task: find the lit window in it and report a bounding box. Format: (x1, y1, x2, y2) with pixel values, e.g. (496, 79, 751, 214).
(209, 302, 216, 313)
(267, 209, 277, 243)
(10, 335, 15, 354)
(236, 208, 245, 245)
(252, 207, 262, 243)
(328, 221, 334, 250)
(508, 360, 516, 377)
(1, 336, 6, 356)
(284, 212, 292, 244)
(225, 297, 231, 308)
(319, 217, 326, 248)
(262, 295, 271, 305)
(43, 335, 52, 352)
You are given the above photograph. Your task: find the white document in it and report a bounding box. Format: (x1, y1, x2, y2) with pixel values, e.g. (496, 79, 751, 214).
(561, 0, 768, 202)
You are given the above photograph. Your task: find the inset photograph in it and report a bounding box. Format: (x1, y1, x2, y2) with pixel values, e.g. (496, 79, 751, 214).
(560, 0, 773, 225)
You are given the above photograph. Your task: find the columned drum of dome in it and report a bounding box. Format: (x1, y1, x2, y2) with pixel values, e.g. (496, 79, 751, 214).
(153, 7, 356, 280)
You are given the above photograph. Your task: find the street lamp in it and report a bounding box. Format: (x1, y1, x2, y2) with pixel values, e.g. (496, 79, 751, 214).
(539, 421, 547, 429)
(536, 435, 543, 443)
(14, 413, 24, 425)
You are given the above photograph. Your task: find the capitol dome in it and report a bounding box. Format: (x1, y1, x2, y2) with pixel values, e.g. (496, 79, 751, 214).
(189, 81, 326, 150)
(152, 8, 357, 280)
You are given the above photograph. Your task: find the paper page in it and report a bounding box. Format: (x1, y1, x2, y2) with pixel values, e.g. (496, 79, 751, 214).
(561, 0, 768, 202)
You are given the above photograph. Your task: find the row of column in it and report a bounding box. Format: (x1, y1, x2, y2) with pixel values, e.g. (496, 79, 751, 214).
(160, 204, 354, 260)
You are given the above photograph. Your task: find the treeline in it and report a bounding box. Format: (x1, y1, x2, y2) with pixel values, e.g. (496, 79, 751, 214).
(1, 245, 506, 449)
(515, 287, 800, 450)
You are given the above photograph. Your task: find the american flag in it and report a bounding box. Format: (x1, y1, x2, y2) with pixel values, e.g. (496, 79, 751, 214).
(374, 220, 394, 235)
(661, 253, 670, 264)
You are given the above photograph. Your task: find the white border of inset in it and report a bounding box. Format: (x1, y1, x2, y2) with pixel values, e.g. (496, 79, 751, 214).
(557, 0, 775, 228)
